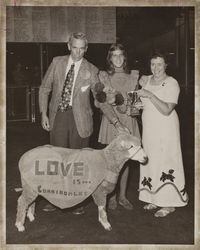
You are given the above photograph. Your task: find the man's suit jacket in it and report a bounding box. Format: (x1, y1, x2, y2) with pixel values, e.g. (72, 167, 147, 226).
(39, 55, 99, 138)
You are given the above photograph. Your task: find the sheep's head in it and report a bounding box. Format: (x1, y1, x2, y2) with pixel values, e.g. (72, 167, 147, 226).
(108, 133, 148, 164)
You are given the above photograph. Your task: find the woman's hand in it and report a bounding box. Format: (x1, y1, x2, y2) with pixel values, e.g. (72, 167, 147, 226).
(139, 75, 148, 87)
(136, 89, 153, 99)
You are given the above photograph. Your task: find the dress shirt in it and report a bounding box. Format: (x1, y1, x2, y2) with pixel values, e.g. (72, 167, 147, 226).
(65, 56, 83, 106)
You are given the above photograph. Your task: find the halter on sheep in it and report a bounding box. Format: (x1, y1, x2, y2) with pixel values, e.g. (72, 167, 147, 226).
(15, 133, 147, 232)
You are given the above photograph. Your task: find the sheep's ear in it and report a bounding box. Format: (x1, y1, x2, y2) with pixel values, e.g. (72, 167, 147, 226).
(120, 140, 131, 150)
(120, 140, 126, 148)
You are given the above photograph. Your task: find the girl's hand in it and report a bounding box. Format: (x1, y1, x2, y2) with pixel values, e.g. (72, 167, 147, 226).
(115, 121, 130, 134)
(136, 89, 153, 99)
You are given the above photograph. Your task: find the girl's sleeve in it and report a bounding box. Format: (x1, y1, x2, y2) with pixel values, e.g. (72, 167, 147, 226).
(162, 77, 180, 104)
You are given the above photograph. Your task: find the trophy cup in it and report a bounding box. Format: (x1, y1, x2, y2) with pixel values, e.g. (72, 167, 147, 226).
(127, 91, 142, 117)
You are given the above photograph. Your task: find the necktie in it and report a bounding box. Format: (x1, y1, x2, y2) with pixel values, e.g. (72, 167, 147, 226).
(58, 63, 75, 112)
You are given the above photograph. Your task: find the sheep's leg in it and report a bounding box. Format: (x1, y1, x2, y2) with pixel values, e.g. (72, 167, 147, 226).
(27, 202, 35, 222)
(98, 206, 112, 231)
(15, 194, 29, 232)
(15, 187, 37, 232)
(92, 185, 112, 231)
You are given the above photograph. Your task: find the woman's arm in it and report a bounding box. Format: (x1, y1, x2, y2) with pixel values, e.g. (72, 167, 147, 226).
(136, 88, 176, 116)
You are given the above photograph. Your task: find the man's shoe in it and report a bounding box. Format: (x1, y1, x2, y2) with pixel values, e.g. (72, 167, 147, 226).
(72, 207, 85, 215)
(43, 203, 56, 212)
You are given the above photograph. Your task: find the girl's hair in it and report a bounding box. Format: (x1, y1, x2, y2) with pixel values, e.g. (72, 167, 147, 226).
(106, 43, 130, 75)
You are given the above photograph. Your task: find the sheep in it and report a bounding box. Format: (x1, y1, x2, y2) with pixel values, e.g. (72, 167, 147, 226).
(15, 133, 147, 232)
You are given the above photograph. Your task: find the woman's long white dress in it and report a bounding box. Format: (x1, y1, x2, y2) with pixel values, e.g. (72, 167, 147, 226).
(138, 75, 188, 207)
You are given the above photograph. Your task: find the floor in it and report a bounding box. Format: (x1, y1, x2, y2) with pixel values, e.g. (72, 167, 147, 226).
(5, 91, 195, 247)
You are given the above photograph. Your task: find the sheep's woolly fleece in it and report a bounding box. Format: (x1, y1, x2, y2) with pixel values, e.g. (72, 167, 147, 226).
(19, 146, 107, 209)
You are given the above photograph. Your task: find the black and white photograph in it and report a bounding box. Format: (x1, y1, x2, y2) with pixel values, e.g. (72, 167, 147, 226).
(1, 0, 199, 249)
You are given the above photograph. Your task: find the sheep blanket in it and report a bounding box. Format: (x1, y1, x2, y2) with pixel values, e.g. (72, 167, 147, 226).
(19, 145, 111, 209)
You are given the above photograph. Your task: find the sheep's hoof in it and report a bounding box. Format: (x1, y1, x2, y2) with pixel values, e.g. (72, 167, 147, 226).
(104, 224, 112, 231)
(99, 219, 112, 231)
(104, 225, 112, 231)
(27, 212, 35, 222)
(15, 222, 25, 232)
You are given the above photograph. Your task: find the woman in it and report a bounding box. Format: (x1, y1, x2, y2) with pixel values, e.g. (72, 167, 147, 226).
(136, 53, 188, 217)
(98, 43, 140, 210)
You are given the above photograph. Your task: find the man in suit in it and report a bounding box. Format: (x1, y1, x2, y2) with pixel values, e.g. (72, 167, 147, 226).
(39, 32, 99, 214)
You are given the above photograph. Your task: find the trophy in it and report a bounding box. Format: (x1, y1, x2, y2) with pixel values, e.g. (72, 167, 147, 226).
(127, 91, 143, 117)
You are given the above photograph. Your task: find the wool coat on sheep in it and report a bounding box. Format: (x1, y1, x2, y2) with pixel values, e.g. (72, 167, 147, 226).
(19, 145, 118, 209)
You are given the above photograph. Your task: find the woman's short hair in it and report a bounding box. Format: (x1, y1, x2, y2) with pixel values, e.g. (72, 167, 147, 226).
(68, 32, 88, 47)
(106, 43, 130, 75)
(149, 52, 168, 64)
